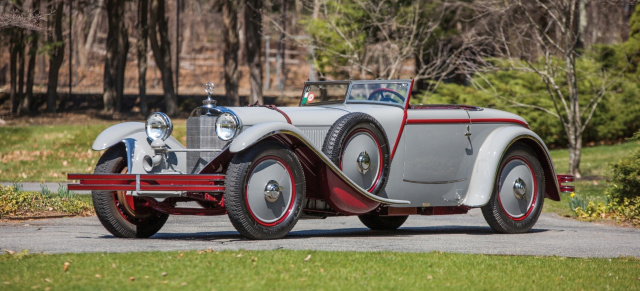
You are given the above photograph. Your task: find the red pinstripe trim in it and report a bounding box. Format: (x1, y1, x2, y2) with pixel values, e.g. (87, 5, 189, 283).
(390, 79, 414, 163)
(406, 119, 469, 124)
(406, 118, 529, 129)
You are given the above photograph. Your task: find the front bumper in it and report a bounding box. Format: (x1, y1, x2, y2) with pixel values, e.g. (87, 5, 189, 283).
(67, 173, 225, 194)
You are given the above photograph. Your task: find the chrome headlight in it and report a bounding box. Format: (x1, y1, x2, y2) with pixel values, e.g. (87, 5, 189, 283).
(145, 112, 173, 141)
(215, 112, 238, 141)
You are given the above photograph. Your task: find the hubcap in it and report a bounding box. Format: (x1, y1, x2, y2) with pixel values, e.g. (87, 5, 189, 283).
(341, 130, 381, 191)
(498, 157, 536, 220)
(264, 180, 283, 202)
(356, 151, 371, 174)
(513, 178, 527, 200)
(246, 158, 294, 225)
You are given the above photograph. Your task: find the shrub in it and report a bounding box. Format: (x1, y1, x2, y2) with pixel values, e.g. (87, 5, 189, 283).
(606, 149, 640, 202)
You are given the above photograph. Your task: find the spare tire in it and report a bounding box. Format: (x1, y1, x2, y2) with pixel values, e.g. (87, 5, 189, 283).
(322, 112, 390, 195)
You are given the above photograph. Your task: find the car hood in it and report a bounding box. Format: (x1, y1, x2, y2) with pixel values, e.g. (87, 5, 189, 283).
(229, 105, 350, 128)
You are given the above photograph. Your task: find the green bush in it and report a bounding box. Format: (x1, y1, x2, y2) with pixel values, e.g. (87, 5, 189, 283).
(571, 145, 640, 226)
(606, 149, 640, 202)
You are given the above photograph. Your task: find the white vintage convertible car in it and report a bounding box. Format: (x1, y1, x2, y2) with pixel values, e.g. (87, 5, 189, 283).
(69, 80, 574, 239)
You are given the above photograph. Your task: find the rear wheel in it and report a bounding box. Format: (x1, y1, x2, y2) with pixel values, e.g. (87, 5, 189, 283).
(225, 140, 306, 240)
(358, 214, 408, 230)
(92, 145, 168, 238)
(481, 144, 545, 233)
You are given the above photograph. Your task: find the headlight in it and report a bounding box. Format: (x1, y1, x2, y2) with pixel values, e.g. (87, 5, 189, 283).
(215, 112, 238, 141)
(145, 112, 173, 141)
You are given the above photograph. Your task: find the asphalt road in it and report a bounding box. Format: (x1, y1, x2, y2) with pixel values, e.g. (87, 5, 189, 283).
(1, 209, 638, 258)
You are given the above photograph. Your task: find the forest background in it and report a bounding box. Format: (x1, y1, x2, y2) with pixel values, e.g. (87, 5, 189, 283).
(1, 0, 640, 178)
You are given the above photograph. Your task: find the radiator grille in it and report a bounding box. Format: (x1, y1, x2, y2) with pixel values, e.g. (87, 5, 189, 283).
(187, 115, 228, 174)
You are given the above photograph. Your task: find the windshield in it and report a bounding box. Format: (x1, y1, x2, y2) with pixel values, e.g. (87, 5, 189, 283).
(301, 83, 349, 105)
(347, 82, 409, 106)
(301, 81, 410, 107)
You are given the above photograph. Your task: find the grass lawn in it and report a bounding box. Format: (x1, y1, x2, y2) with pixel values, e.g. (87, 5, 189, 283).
(0, 250, 638, 290)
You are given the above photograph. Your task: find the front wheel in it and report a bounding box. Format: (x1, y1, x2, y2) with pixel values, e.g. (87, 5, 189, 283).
(92, 144, 169, 238)
(481, 144, 545, 234)
(225, 140, 306, 239)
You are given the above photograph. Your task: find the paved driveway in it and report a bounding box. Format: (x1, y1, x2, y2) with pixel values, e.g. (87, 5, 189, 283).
(1, 209, 638, 258)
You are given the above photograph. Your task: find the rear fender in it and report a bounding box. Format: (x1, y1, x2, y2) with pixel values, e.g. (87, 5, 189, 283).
(228, 122, 410, 214)
(462, 126, 561, 207)
(92, 122, 186, 174)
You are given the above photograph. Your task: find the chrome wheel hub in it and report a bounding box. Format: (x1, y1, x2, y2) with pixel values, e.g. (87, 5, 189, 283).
(513, 177, 527, 200)
(356, 151, 371, 174)
(264, 180, 283, 203)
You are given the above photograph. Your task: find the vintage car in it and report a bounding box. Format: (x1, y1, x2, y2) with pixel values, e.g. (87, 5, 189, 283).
(69, 79, 574, 240)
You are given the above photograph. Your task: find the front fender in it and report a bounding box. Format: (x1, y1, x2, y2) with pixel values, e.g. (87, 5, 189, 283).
(92, 122, 186, 174)
(228, 122, 410, 213)
(462, 126, 560, 207)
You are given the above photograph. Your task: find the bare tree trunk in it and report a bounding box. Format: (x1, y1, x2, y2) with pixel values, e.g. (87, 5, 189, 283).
(245, 0, 263, 104)
(9, 28, 20, 114)
(137, 0, 149, 115)
(17, 30, 25, 114)
(276, 0, 287, 90)
(82, 0, 105, 68)
(22, 3, 40, 115)
(46, 0, 65, 114)
(149, 0, 177, 116)
(104, 0, 129, 113)
(222, 0, 239, 106)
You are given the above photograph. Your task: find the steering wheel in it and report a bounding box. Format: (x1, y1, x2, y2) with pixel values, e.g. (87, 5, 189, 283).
(367, 88, 405, 104)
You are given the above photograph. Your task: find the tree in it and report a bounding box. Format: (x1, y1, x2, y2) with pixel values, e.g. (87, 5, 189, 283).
(221, 0, 239, 106)
(149, 0, 177, 116)
(304, 0, 475, 85)
(103, 0, 129, 113)
(22, 0, 41, 115)
(137, 0, 149, 115)
(468, 0, 619, 178)
(46, 0, 65, 114)
(244, 0, 263, 104)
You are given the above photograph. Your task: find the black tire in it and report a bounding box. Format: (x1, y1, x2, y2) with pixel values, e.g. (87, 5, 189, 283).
(358, 214, 408, 230)
(322, 113, 390, 194)
(481, 144, 545, 234)
(225, 140, 306, 240)
(92, 144, 169, 238)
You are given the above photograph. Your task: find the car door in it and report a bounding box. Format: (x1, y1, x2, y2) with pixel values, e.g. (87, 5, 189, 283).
(400, 106, 474, 205)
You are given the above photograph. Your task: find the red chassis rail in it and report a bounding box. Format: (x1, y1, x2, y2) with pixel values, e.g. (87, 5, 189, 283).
(67, 174, 225, 193)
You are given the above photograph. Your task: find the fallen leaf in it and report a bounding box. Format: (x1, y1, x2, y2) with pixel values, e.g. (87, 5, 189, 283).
(4, 250, 15, 255)
(427, 275, 433, 280)
(95, 274, 102, 278)
(181, 282, 187, 286)
(63, 262, 70, 272)
(161, 281, 168, 284)
(304, 254, 311, 261)
(44, 278, 52, 283)
(112, 263, 116, 268)
(236, 254, 243, 257)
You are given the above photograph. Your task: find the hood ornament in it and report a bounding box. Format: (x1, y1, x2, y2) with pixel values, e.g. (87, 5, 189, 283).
(203, 82, 217, 108)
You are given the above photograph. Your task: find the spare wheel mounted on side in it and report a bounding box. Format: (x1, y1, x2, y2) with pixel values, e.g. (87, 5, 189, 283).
(322, 113, 407, 230)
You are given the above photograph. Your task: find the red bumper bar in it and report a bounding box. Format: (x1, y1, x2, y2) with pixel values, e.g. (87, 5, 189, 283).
(67, 174, 225, 192)
(557, 175, 575, 193)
